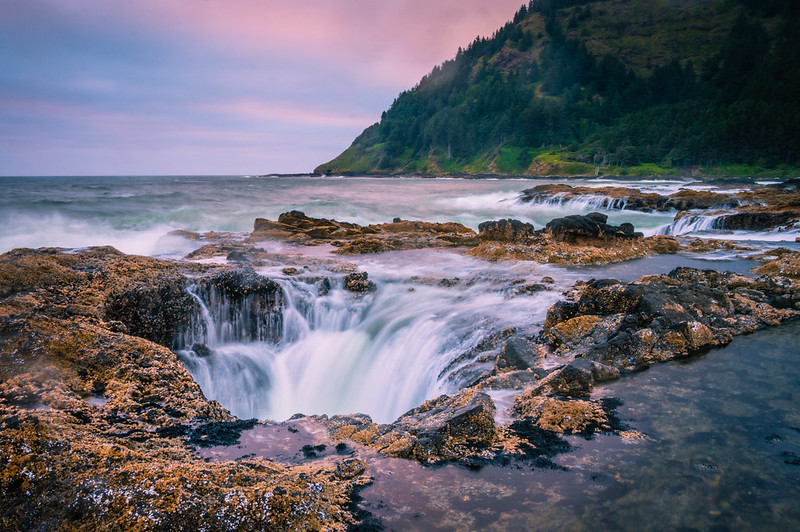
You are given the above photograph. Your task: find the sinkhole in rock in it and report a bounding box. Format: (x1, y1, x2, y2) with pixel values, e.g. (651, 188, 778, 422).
(173, 272, 558, 424)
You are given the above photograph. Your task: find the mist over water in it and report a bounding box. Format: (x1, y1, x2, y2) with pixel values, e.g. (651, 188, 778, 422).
(3, 175, 797, 422)
(178, 254, 563, 423)
(2, 175, 692, 257)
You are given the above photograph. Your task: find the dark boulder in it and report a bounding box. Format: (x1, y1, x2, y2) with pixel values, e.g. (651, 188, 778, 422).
(477, 219, 536, 242)
(191, 343, 212, 357)
(716, 212, 797, 231)
(395, 390, 496, 462)
(540, 267, 800, 371)
(104, 276, 196, 347)
(545, 213, 643, 243)
(496, 337, 540, 371)
(201, 267, 281, 301)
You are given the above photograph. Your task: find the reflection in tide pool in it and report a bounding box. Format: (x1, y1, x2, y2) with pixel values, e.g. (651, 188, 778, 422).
(355, 320, 800, 530)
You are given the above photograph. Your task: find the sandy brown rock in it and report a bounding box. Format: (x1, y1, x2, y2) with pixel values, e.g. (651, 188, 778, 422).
(520, 184, 739, 212)
(750, 248, 800, 279)
(316, 389, 498, 465)
(247, 211, 477, 254)
(0, 247, 363, 530)
(467, 233, 682, 265)
(515, 396, 611, 434)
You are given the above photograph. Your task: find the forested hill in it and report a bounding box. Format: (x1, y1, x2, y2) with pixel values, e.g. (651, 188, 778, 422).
(315, 0, 800, 178)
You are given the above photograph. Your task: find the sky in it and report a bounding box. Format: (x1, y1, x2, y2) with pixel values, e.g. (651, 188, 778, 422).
(0, 0, 525, 176)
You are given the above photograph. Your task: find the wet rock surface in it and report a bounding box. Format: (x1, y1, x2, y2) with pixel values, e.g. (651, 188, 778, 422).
(468, 223, 682, 264)
(545, 212, 643, 243)
(521, 181, 800, 233)
(520, 184, 740, 212)
(539, 267, 800, 371)
(248, 211, 477, 254)
(343, 271, 377, 293)
(3, 191, 800, 529)
(0, 247, 364, 530)
(477, 219, 536, 242)
(750, 248, 800, 279)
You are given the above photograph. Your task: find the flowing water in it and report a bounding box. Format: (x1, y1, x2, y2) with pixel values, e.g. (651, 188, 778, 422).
(3, 174, 799, 528)
(177, 252, 565, 423)
(0, 174, 740, 256)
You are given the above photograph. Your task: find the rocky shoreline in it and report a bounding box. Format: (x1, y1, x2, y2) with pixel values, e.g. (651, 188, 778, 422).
(521, 180, 800, 235)
(2, 184, 800, 528)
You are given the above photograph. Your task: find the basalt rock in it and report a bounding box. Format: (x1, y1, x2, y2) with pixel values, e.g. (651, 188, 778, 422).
(393, 389, 497, 462)
(249, 212, 477, 254)
(174, 268, 285, 347)
(520, 184, 740, 212)
(317, 389, 499, 465)
(477, 219, 536, 242)
(545, 212, 644, 243)
(344, 271, 377, 293)
(511, 267, 799, 437)
(715, 211, 798, 231)
(513, 359, 620, 407)
(104, 277, 197, 347)
(200, 267, 280, 301)
(467, 233, 681, 265)
(496, 337, 541, 371)
(750, 248, 800, 280)
(515, 396, 612, 434)
(539, 268, 800, 371)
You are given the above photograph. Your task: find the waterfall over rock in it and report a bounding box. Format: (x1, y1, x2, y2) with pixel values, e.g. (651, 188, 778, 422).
(175, 269, 284, 348)
(175, 267, 560, 424)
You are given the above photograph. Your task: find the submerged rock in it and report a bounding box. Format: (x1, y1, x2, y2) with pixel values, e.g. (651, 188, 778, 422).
(335, 458, 367, 480)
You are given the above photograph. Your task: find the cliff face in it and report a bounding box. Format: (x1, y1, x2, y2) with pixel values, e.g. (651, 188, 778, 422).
(316, 0, 800, 177)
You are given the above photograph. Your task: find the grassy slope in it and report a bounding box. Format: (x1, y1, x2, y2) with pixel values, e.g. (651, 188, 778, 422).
(316, 0, 799, 178)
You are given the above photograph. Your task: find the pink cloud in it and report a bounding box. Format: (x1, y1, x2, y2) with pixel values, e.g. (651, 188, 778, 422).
(50, 0, 526, 88)
(207, 100, 375, 129)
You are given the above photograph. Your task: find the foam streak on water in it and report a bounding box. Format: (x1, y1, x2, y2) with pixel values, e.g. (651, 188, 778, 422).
(1, 175, 691, 256)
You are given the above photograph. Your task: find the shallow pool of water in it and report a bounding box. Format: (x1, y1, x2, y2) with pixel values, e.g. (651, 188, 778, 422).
(354, 319, 800, 530)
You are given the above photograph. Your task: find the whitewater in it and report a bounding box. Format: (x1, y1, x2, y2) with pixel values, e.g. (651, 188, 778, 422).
(0, 174, 698, 256)
(3, 174, 797, 423)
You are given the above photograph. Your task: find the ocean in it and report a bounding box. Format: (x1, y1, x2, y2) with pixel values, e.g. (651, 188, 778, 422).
(4, 174, 783, 257)
(3, 174, 799, 529)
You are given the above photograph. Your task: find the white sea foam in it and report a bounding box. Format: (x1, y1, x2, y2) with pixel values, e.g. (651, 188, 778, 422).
(0, 211, 198, 257)
(178, 268, 561, 424)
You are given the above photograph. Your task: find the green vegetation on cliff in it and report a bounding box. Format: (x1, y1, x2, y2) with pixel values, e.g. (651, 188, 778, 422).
(316, 0, 800, 177)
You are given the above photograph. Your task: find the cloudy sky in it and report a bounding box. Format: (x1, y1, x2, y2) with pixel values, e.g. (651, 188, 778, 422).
(1, 0, 525, 176)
